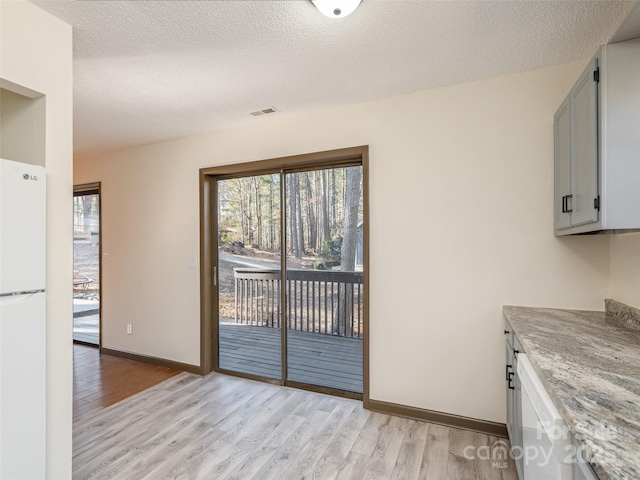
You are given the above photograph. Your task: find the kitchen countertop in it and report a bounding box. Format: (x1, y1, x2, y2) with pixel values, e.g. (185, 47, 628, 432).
(503, 304, 640, 480)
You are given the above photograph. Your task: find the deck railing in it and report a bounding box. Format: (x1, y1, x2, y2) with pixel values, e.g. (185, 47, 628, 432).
(233, 268, 363, 338)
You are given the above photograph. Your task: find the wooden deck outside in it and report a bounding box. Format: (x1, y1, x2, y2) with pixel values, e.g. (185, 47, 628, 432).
(73, 313, 99, 345)
(219, 323, 363, 393)
(73, 299, 99, 345)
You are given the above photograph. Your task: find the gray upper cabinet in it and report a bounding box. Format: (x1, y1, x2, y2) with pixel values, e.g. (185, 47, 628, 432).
(554, 98, 571, 230)
(570, 58, 599, 229)
(554, 39, 640, 236)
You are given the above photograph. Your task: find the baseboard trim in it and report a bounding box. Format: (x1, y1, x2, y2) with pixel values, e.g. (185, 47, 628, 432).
(367, 399, 508, 438)
(101, 347, 202, 375)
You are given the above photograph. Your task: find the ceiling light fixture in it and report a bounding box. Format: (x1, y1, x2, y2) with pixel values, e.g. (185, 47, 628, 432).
(311, 0, 362, 18)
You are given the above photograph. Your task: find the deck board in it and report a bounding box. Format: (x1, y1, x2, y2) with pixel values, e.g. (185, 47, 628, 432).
(73, 313, 99, 345)
(219, 323, 363, 393)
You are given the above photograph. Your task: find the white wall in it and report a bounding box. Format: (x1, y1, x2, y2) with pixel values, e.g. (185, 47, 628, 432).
(75, 60, 612, 424)
(1, 1, 73, 478)
(610, 233, 640, 309)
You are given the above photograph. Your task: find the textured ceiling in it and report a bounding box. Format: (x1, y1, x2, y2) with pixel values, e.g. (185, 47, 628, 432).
(31, 0, 636, 157)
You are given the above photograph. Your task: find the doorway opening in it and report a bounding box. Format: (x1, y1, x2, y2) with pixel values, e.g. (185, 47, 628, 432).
(200, 147, 369, 401)
(73, 183, 101, 346)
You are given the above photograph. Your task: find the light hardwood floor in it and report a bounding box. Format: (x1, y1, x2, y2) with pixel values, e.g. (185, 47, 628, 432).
(73, 371, 518, 480)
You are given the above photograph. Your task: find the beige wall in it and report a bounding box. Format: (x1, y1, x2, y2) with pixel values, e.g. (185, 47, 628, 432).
(0, 88, 46, 166)
(1, 1, 73, 478)
(610, 233, 640, 309)
(75, 60, 612, 424)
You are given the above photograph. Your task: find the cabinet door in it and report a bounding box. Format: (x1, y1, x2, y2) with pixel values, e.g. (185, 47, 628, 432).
(554, 98, 572, 231)
(513, 352, 524, 479)
(505, 342, 515, 442)
(570, 59, 599, 227)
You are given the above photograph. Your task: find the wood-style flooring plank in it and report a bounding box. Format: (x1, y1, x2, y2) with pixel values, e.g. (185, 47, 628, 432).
(500, 437, 519, 480)
(350, 411, 391, 456)
(272, 402, 357, 480)
(74, 375, 256, 480)
(138, 384, 286, 480)
(361, 422, 406, 480)
(335, 452, 371, 480)
(301, 405, 370, 480)
(175, 402, 306, 480)
(224, 409, 327, 480)
(390, 420, 430, 480)
(72, 360, 518, 480)
(474, 435, 512, 480)
(73, 344, 180, 423)
(188, 390, 309, 480)
(74, 374, 203, 456)
(447, 428, 504, 480)
(419, 424, 450, 480)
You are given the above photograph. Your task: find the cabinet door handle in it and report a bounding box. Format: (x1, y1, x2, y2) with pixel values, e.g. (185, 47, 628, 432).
(508, 371, 515, 390)
(505, 364, 512, 381)
(562, 194, 573, 213)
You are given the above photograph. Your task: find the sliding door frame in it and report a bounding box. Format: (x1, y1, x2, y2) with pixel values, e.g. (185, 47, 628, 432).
(200, 146, 369, 404)
(73, 182, 102, 350)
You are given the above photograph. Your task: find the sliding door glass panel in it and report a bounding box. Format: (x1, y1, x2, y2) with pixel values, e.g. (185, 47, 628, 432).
(285, 167, 364, 393)
(217, 174, 282, 379)
(73, 193, 100, 345)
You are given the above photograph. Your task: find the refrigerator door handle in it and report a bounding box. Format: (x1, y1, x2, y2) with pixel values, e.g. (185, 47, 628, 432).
(0, 290, 45, 302)
(0, 288, 45, 297)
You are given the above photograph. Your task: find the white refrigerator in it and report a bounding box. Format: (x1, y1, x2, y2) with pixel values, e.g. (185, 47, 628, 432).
(0, 158, 46, 479)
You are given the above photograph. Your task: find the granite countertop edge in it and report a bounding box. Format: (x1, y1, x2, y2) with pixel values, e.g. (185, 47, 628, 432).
(503, 304, 640, 480)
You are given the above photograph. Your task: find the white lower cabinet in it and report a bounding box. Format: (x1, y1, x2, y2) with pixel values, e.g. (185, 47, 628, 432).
(573, 437, 600, 480)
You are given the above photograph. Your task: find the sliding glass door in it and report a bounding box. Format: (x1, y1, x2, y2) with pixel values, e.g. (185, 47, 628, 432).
(214, 161, 364, 395)
(284, 167, 363, 393)
(217, 174, 282, 380)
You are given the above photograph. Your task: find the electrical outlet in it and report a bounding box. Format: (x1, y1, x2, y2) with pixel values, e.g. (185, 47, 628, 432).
(127, 324, 132, 335)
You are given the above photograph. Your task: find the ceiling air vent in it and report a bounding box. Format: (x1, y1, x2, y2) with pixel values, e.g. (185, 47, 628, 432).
(250, 107, 279, 117)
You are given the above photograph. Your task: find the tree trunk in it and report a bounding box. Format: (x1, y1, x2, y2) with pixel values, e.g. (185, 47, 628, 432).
(74, 197, 81, 230)
(335, 166, 362, 335)
(295, 174, 304, 258)
(246, 181, 253, 245)
(321, 170, 330, 252)
(289, 174, 299, 258)
(304, 172, 316, 251)
(340, 167, 361, 272)
(330, 169, 336, 236)
(254, 177, 262, 249)
(269, 176, 275, 250)
(82, 196, 92, 232)
(238, 183, 246, 245)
